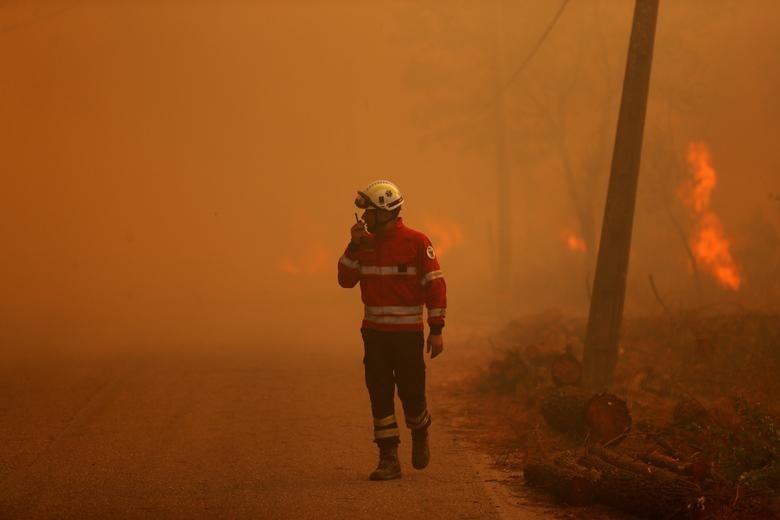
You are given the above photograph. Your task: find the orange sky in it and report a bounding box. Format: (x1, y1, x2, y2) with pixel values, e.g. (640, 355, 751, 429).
(2, 1, 779, 353)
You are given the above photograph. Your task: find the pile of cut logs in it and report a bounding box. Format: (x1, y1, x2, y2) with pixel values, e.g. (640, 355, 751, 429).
(525, 351, 712, 518)
(525, 445, 706, 518)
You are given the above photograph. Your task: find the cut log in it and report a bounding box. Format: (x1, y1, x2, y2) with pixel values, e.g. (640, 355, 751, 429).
(640, 450, 711, 482)
(523, 459, 597, 505)
(526, 447, 704, 518)
(539, 386, 590, 435)
(591, 445, 680, 482)
(642, 450, 694, 476)
(673, 398, 709, 427)
(550, 347, 582, 386)
(580, 452, 703, 519)
(645, 431, 686, 460)
(585, 393, 632, 446)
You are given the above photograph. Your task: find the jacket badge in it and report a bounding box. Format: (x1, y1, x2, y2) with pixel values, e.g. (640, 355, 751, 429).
(426, 245, 436, 259)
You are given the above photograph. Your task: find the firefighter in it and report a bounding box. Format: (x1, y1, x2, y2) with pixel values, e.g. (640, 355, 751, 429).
(337, 180, 447, 481)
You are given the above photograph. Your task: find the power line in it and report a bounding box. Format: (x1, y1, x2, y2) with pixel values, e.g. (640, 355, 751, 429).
(498, 0, 570, 97)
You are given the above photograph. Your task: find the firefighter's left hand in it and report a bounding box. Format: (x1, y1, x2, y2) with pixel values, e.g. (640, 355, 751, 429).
(427, 334, 444, 359)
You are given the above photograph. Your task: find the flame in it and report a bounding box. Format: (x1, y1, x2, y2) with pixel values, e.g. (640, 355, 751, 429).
(561, 231, 587, 252)
(422, 218, 464, 257)
(279, 244, 330, 276)
(680, 141, 741, 291)
(687, 142, 716, 213)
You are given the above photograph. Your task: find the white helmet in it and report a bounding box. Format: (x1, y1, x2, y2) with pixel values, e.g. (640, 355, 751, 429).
(354, 180, 404, 211)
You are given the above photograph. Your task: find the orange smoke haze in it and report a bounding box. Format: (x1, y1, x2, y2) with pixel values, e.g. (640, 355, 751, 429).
(1, 1, 779, 354)
(422, 218, 464, 258)
(680, 142, 742, 291)
(280, 245, 331, 277)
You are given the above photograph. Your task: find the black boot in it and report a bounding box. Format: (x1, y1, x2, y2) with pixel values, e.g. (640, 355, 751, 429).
(412, 428, 430, 470)
(369, 444, 401, 481)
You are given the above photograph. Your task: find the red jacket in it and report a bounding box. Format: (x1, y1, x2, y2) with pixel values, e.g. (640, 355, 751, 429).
(338, 218, 447, 333)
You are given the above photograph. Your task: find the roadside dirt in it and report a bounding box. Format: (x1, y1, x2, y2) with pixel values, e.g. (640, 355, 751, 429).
(435, 309, 780, 519)
(434, 346, 632, 520)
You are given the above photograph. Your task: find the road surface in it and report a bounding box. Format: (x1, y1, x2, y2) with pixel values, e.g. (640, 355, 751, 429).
(0, 344, 514, 519)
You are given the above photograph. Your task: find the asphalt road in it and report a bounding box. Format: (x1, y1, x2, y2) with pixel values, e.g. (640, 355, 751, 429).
(0, 345, 504, 519)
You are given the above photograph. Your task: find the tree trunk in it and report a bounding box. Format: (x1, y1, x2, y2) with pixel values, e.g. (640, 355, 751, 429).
(584, 393, 632, 446)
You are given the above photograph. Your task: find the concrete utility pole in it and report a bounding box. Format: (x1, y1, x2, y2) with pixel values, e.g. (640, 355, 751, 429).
(582, 0, 660, 388)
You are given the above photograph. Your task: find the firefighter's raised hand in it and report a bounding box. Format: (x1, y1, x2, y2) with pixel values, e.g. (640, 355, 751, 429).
(350, 221, 369, 246)
(427, 333, 444, 359)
